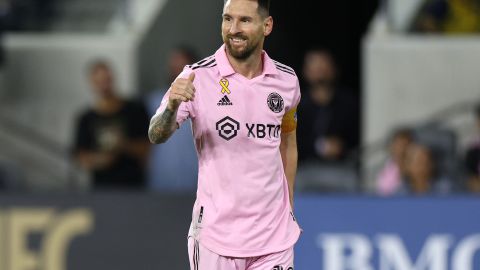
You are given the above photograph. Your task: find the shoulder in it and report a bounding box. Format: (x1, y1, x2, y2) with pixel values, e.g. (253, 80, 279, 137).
(187, 55, 217, 71)
(74, 108, 96, 130)
(271, 59, 297, 77)
(77, 108, 95, 121)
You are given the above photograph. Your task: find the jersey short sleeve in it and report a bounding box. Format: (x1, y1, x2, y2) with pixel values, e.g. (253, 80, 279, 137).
(155, 67, 196, 126)
(281, 78, 301, 133)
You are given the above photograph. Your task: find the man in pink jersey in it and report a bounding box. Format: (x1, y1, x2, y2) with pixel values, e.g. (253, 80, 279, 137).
(148, 0, 301, 269)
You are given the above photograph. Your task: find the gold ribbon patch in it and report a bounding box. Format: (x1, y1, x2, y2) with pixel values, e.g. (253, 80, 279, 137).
(220, 79, 231, 94)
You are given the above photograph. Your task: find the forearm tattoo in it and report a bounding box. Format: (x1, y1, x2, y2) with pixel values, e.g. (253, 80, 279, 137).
(148, 107, 177, 144)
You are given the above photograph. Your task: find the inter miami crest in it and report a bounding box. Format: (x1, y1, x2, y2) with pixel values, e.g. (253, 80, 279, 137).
(267, 92, 284, 113)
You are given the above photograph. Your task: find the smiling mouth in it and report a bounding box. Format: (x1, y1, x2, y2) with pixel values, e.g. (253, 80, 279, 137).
(229, 37, 247, 46)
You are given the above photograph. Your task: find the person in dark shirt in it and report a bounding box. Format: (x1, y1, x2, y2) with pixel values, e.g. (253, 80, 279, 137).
(297, 48, 359, 162)
(73, 60, 150, 189)
(464, 104, 480, 193)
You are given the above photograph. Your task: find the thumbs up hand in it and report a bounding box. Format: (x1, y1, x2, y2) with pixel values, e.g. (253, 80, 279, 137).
(168, 72, 196, 110)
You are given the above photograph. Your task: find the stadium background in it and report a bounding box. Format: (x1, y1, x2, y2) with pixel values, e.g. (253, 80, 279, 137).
(0, 0, 480, 269)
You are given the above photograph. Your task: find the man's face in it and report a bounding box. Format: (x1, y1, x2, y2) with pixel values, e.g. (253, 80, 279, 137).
(303, 52, 336, 85)
(390, 134, 412, 163)
(90, 66, 114, 98)
(221, 0, 272, 60)
(406, 144, 434, 179)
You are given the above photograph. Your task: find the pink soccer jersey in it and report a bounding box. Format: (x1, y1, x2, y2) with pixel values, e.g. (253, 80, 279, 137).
(156, 45, 301, 257)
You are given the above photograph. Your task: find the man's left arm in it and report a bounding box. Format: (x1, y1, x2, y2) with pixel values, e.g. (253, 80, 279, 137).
(280, 130, 298, 209)
(280, 107, 298, 209)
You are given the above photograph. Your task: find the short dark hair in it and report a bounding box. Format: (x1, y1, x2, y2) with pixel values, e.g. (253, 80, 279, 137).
(257, 0, 271, 17)
(87, 59, 111, 75)
(389, 127, 413, 144)
(224, 0, 270, 17)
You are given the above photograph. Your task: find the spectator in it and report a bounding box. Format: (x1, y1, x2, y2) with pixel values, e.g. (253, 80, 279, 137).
(464, 104, 480, 193)
(412, 0, 480, 33)
(297, 48, 359, 162)
(376, 128, 414, 196)
(145, 46, 199, 191)
(73, 60, 150, 190)
(399, 143, 452, 195)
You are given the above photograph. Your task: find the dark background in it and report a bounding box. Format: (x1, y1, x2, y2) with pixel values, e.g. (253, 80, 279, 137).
(266, 1, 380, 94)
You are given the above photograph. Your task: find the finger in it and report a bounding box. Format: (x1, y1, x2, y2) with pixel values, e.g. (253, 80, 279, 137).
(173, 92, 194, 102)
(183, 92, 195, 101)
(184, 86, 195, 96)
(170, 93, 188, 102)
(188, 72, 195, 82)
(173, 80, 196, 92)
(172, 87, 194, 100)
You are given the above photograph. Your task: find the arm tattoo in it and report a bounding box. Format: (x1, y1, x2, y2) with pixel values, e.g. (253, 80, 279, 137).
(148, 107, 177, 144)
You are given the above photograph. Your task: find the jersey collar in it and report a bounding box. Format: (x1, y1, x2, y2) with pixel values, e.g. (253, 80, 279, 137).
(215, 44, 279, 77)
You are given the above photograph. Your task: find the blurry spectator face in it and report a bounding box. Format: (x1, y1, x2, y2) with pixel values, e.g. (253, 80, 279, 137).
(406, 144, 435, 192)
(222, 0, 272, 60)
(303, 51, 336, 85)
(168, 50, 194, 81)
(90, 64, 114, 98)
(390, 132, 413, 165)
(467, 176, 480, 193)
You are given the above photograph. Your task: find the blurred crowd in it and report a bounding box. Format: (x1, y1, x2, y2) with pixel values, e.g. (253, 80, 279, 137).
(1, 0, 480, 195)
(412, 0, 480, 33)
(65, 44, 480, 196)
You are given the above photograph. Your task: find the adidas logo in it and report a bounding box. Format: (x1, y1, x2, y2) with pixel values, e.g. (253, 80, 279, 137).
(217, 95, 233, 106)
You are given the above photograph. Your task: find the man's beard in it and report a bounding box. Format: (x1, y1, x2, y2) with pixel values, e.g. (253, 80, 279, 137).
(224, 35, 259, 60)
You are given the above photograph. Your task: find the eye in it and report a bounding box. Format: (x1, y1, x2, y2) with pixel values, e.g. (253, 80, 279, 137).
(241, 18, 251, 23)
(223, 16, 232, 22)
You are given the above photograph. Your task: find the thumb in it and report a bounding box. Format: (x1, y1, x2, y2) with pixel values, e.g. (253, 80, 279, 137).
(188, 72, 195, 82)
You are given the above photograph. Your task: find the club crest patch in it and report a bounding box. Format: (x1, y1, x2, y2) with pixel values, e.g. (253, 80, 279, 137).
(267, 92, 284, 113)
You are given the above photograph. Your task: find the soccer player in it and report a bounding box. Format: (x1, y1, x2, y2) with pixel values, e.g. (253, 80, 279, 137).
(148, 0, 301, 269)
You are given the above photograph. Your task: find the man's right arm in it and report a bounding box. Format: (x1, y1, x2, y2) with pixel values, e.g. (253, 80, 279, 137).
(148, 72, 196, 144)
(148, 105, 179, 144)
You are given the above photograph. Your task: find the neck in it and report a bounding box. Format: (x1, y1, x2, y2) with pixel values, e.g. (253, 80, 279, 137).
(95, 95, 122, 114)
(226, 47, 264, 79)
(409, 175, 432, 193)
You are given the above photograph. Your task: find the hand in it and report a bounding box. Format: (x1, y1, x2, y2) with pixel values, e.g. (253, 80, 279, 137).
(315, 136, 344, 160)
(323, 137, 343, 159)
(168, 72, 196, 110)
(95, 152, 116, 168)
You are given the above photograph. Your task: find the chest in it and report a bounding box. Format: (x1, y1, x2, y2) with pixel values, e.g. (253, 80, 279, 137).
(193, 76, 293, 142)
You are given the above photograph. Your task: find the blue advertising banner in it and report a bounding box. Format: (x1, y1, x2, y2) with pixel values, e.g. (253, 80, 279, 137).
(294, 196, 480, 270)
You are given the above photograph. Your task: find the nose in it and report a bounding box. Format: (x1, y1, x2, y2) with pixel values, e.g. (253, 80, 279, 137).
(229, 20, 241, 35)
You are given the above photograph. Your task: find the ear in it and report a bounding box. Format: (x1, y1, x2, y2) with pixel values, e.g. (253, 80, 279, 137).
(263, 16, 273, 36)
